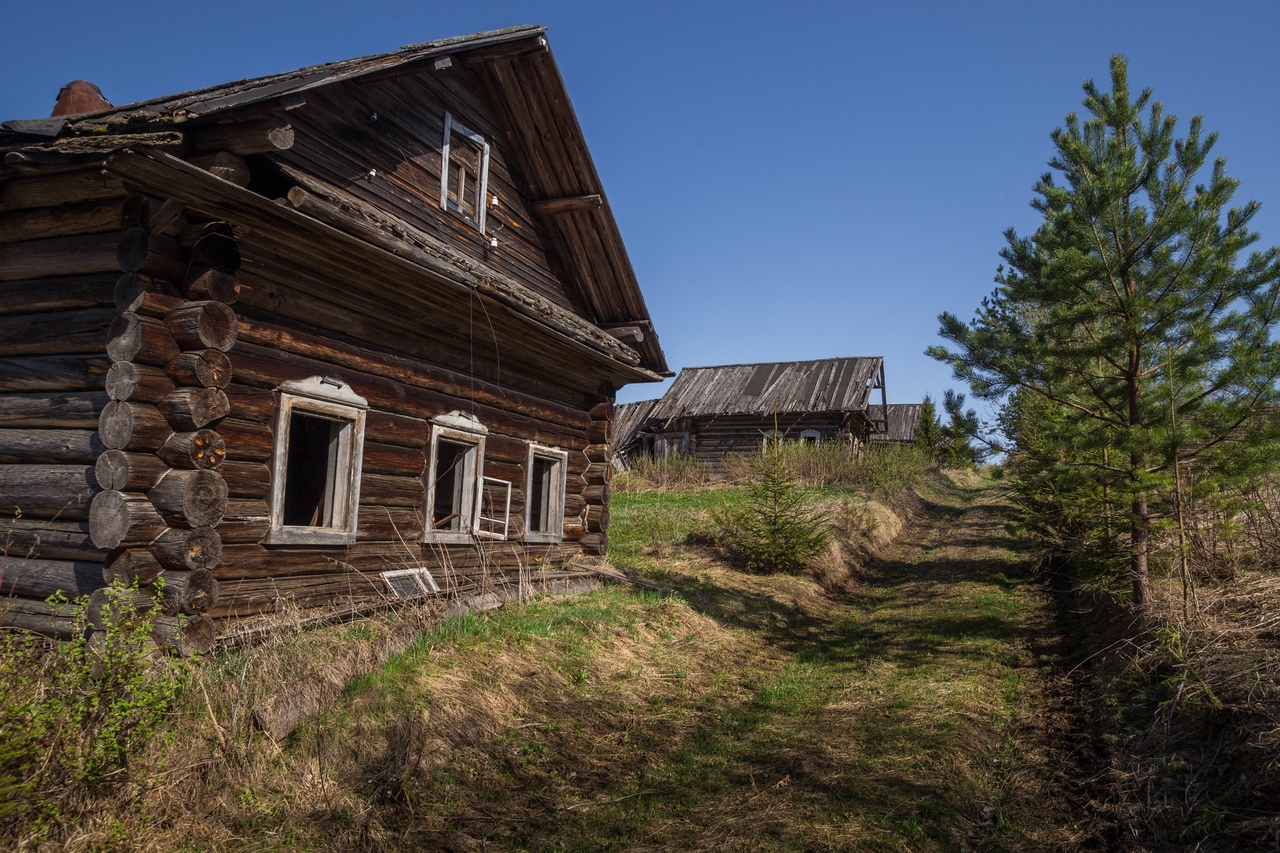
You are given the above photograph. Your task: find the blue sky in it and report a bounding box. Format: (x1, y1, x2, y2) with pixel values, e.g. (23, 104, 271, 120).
(6, 1, 1280, 415)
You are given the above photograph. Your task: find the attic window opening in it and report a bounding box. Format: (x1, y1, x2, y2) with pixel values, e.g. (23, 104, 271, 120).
(440, 111, 490, 234)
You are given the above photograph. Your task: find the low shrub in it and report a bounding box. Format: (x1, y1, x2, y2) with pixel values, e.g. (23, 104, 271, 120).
(0, 582, 189, 845)
(714, 446, 830, 574)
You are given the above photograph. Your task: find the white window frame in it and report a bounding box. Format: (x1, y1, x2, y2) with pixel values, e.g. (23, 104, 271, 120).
(800, 429, 821, 445)
(423, 411, 487, 544)
(524, 444, 569, 544)
(267, 377, 368, 546)
(477, 476, 512, 540)
(440, 111, 490, 234)
(381, 567, 441, 598)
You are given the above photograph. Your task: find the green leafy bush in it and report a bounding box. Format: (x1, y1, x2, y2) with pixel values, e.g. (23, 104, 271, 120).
(0, 581, 189, 843)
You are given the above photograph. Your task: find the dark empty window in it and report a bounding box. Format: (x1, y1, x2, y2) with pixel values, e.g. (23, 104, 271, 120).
(431, 438, 473, 531)
(525, 445, 567, 543)
(282, 412, 344, 527)
(267, 377, 367, 545)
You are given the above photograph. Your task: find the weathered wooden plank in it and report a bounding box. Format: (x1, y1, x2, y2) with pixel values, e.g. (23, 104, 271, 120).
(0, 274, 116, 315)
(0, 307, 117, 357)
(0, 428, 103, 464)
(0, 168, 126, 213)
(0, 232, 121, 280)
(0, 355, 109, 392)
(3, 518, 102, 562)
(0, 392, 109, 428)
(0, 201, 121, 242)
(0, 558, 103, 601)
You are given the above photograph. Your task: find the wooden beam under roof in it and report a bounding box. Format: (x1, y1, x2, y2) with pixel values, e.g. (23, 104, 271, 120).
(529, 194, 602, 216)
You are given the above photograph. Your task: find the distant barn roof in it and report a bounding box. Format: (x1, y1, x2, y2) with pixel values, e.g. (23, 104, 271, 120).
(649, 357, 884, 420)
(868, 404, 923, 443)
(611, 399, 659, 453)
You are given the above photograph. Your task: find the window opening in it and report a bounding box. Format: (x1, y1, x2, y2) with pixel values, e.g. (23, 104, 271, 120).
(800, 429, 821, 446)
(440, 112, 490, 233)
(424, 411, 488, 543)
(525, 445, 568, 543)
(268, 377, 368, 545)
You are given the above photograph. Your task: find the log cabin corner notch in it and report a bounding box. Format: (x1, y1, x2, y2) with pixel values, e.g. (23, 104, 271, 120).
(0, 25, 668, 651)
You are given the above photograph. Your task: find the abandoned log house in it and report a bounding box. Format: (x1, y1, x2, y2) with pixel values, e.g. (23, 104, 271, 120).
(0, 25, 669, 652)
(618, 358, 887, 466)
(867, 403, 923, 446)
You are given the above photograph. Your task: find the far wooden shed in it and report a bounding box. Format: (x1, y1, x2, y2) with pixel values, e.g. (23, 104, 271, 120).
(635, 358, 887, 465)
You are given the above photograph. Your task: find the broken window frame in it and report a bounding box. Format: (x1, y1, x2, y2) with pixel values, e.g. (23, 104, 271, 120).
(381, 567, 442, 598)
(477, 476, 512, 540)
(440, 111, 490, 234)
(266, 377, 368, 546)
(423, 411, 488, 544)
(524, 444, 569, 543)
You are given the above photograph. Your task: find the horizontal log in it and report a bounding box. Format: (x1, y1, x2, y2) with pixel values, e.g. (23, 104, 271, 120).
(0, 392, 108, 429)
(157, 430, 226, 470)
(176, 221, 240, 273)
(365, 410, 426, 448)
(151, 613, 215, 657)
(165, 301, 237, 351)
(154, 568, 218, 615)
(234, 317, 592, 431)
(119, 193, 157, 230)
(583, 462, 610, 486)
(0, 201, 121, 243)
(0, 232, 120, 281)
(148, 197, 189, 237)
(116, 226, 184, 279)
(0, 428, 103, 464)
(0, 273, 116, 316)
(528, 194, 602, 216)
(361, 441, 424, 477)
(0, 167, 127, 213)
(579, 532, 606, 556)
(98, 401, 172, 451)
(107, 313, 181, 366)
(188, 152, 250, 187)
(102, 547, 163, 585)
(0, 596, 78, 639)
(219, 460, 270, 499)
(0, 355, 109, 392)
(585, 504, 609, 534)
(221, 383, 275, 423)
(94, 449, 168, 492)
(584, 444, 609, 464)
(157, 387, 230, 430)
(89, 490, 167, 549)
(149, 526, 222, 572)
(148, 469, 227, 528)
(113, 273, 184, 316)
(183, 268, 239, 303)
(358, 473, 423, 508)
(106, 361, 175, 402)
(3, 518, 102, 562)
(588, 401, 614, 421)
(355, 506, 422, 542)
(0, 307, 117, 357)
(587, 420, 610, 445)
(214, 418, 273, 462)
(0, 558, 103, 601)
(189, 116, 295, 156)
(167, 349, 232, 389)
(216, 499, 269, 544)
(583, 484, 611, 506)
(563, 492, 587, 518)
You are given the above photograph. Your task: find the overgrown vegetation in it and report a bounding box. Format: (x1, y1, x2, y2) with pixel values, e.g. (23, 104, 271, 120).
(0, 583, 189, 846)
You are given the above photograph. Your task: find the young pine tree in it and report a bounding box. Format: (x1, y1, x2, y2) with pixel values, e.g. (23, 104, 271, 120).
(929, 55, 1280, 612)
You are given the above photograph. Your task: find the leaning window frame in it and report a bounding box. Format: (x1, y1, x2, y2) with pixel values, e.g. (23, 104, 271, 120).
(423, 411, 488, 544)
(524, 443, 569, 544)
(266, 377, 368, 546)
(439, 111, 490, 235)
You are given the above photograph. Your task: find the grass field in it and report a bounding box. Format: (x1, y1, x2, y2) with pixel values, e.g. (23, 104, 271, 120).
(47, 470, 1086, 852)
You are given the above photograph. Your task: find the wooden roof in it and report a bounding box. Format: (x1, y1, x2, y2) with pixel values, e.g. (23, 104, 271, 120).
(1, 25, 668, 376)
(649, 358, 885, 420)
(610, 399, 660, 453)
(868, 404, 924, 443)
